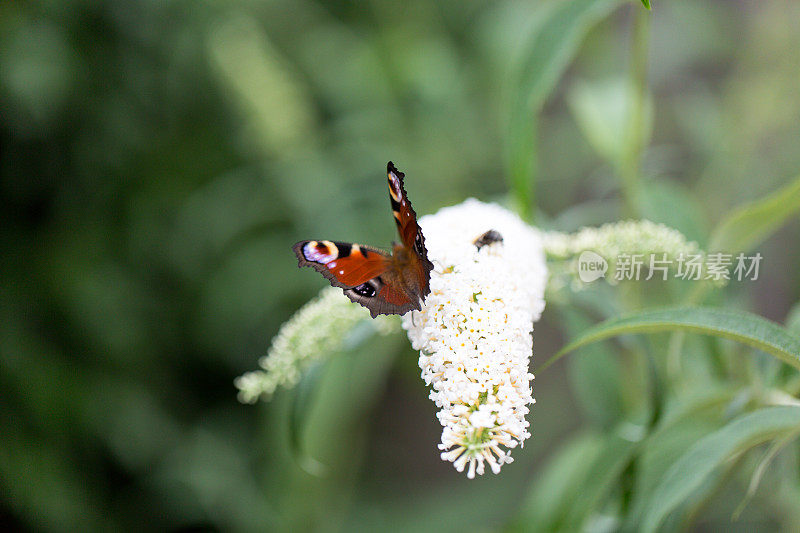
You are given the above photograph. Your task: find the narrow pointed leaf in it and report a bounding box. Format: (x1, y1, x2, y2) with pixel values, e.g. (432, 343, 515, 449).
(289, 362, 328, 476)
(541, 307, 800, 372)
(708, 174, 800, 252)
(507, 0, 624, 217)
(641, 406, 800, 533)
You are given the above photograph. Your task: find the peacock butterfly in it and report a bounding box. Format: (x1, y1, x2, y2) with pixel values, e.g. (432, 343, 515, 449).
(293, 162, 434, 318)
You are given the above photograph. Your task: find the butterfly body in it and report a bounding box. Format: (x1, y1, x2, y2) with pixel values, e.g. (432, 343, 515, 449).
(293, 162, 433, 318)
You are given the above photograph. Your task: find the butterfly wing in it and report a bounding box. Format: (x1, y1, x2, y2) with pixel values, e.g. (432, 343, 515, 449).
(293, 240, 389, 288)
(386, 162, 434, 299)
(386, 162, 422, 251)
(293, 240, 417, 317)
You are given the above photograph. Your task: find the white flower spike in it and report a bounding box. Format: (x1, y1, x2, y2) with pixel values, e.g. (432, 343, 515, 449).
(543, 220, 708, 290)
(402, 199, 547, 478)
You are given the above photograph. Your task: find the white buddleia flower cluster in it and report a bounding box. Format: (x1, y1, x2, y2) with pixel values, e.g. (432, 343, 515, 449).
(235, 287, 396, 403)
(543, 220, 706, 290)
(402, 199, 547, 479)
(543, 220, 699, 259)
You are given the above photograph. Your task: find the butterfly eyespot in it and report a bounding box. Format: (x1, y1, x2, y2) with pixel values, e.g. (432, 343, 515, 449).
(303, 241, 338, 263)
(353, 282, 376, 297)
(387, 171, 403, 202)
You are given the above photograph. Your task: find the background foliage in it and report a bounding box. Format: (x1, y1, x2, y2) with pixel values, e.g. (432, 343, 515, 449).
(2, 0, 800, 531)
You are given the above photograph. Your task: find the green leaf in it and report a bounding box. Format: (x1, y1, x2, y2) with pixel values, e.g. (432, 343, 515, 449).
(514, 433, 605, 530)
(562, 307, 625, 428)
(517, 425, 643, 531)
(208, 14, 316, 155)
(641, 406, 800, 533)
(708, 174, 800, 252)
(541, 307, 800, 373)
(568, 77, 653, 170)
(637, 178, 708, 246)
(623, 386, 740, 529)
(287, 318, 400, 476)
(300, 333, 401, 470)
(289, 362, 328, 476)
(513, 0, 623, 108)
(640, 0, 651, 10)
(507, 0, 624, 218)
(786, 302, 800, 335)
(732, 426, 800, 519)
(561, 425, 642, 530)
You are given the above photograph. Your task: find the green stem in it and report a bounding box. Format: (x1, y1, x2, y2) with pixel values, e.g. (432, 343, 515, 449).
(507, 111, 537, 222)
(619, 5, 651, 217)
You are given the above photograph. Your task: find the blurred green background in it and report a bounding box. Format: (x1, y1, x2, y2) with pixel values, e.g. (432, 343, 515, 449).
(2, 0, 800, 531)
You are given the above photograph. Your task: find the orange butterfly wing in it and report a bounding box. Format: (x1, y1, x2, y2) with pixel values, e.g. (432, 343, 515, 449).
(293, 240, 390, 288)
(292, 162, 432, 317)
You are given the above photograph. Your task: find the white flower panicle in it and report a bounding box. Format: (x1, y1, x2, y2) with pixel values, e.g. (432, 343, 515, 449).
(235, 287, 395, 403)
(543, 219, 704, 289)
(402, 199, 547, 479)
(544, 219, 699, 260)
